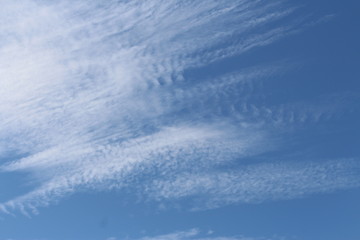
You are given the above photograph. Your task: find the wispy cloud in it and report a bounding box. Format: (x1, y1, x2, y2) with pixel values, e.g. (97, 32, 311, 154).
(145, 158, 360, 210)
(0, 0, 357, 215)
(139, 229, 200, 240)
(131, 229, 287, 240)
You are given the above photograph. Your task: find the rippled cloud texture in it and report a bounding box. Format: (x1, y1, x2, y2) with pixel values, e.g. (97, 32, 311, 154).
(0, 0, 359, 216)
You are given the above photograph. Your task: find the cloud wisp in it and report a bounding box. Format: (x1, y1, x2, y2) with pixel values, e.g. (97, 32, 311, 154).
(145, 159, 360, 210)
(0, 0, 358, 215)
(130, 228, 286, 240)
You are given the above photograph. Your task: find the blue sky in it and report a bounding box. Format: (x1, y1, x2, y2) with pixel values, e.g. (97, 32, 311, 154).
(0, 0, 359, 239)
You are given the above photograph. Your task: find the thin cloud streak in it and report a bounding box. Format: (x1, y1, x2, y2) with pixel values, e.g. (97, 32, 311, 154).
(145, 159, 360, 210)
(134, 229, 283, 240)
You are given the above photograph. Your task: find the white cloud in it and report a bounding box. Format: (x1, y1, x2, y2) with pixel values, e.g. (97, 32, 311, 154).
(135, 229, 282, 240)
(145, 159, 360, 210)
(0, 0, 356, 215)
(139, 229, 200, 240)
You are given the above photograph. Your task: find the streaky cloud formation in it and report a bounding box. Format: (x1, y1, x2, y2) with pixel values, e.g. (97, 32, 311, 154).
(0, 0, 359, 216)
(130, 229, 284, 240)
(146, 159, 360, 210)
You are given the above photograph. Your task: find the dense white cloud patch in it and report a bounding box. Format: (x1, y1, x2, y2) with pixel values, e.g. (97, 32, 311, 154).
(0, 0, 358, 215)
